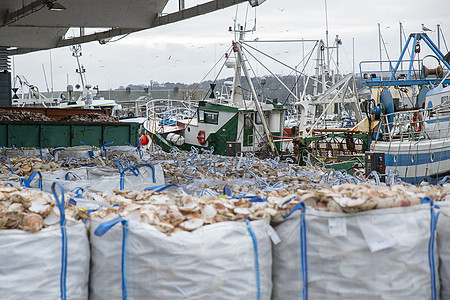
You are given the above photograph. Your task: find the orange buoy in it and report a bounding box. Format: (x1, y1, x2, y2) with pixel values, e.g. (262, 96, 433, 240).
(139, 135, 149, 146)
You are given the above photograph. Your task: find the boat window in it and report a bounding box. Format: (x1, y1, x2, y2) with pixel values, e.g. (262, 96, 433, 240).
(430, 153, 435, 162)
(245, 115, 252, 129)
(442, 96, 449, 104)
(204, 111, 219, 124)
(411, 154, 415, 163)
(198, 110, 204, 122)
(255, 113, 262, 124)
(255, 113, 270, 125)
(393, 154, 397, 163)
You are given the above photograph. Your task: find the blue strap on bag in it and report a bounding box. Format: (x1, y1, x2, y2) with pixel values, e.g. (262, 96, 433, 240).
(144, 184, 178, 193)
(281, 196, 308, 299)
(245, 219, 261, 300)
(52, 182, 68, 300)
(95, 217, 129, 300)
(20, 171, 42, 190)
(421, 197, 439, 300)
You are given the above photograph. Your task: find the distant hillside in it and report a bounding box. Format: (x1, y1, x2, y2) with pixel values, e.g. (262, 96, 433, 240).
(48, 73, 363, 104)
(117, 73, 363, 104)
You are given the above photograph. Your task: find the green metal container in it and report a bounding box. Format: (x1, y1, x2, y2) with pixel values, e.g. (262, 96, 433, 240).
(0, 122, 139, 148)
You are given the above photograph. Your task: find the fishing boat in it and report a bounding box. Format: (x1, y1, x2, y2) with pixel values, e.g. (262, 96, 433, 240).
(360, 32, 450, 184)
(12, 44, 122, 114)
(142, 25, 286, 157)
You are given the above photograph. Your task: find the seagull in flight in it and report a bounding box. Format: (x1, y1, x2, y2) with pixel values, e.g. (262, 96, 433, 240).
(421, 23, 432, 32)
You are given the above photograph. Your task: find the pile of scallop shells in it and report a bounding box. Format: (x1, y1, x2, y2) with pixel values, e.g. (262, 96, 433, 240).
(59, 113, 118, 123)
(0, 109, 53, 122)
(160, 152, 324, 189)
(87, 189, 279, 235)
(0, 153, 141, 179)
(81, 182, 450, 234)
(277, 182, 450, 215)
(0, 156, 60, 177)
(0, 185, 87, 232)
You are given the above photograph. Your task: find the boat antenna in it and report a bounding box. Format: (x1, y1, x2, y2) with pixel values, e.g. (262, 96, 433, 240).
(42, 63, 50, 94)
(71, 44, 86, 93)
(233, 5, 239, 41)
(324, 0, 330, 71)
(244, 3, 249, 31)
(49, 49, 54, 99)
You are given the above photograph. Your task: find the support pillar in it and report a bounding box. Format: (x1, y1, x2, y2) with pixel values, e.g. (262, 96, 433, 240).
(0, 47, 11, 107)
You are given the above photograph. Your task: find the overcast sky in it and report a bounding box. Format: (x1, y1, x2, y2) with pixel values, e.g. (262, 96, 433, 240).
(11, 0, 450, 92)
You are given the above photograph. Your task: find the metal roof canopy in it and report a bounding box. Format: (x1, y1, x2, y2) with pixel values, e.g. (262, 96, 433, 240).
(0, 0, 262, 55)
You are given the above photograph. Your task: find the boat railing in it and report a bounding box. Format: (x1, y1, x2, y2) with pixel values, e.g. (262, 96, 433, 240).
(145, 99, 198, 133)
(360, 59, 429, 86)
(376, 106, 450, 142)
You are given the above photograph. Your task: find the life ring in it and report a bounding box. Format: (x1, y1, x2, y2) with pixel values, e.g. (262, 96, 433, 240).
(197, 130, 207, 145)
(412, 111, 423, 132)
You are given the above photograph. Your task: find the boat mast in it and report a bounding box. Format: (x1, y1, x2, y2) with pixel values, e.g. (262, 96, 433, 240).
(233, 35, 277, 155)
(230, 25, 245, 107)
(324, 0, 330, 72)
(378, 23, 382, 72)
(313, 40, 324, 96)
(399, 22, 403, 71)
(437, 24, 441, 50)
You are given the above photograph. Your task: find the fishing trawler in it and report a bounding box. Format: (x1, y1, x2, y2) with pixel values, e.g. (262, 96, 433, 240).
(142, 25, 286, 157)
(360, 32, 450, 184)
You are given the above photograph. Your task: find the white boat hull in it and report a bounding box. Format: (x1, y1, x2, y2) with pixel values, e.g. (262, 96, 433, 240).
(373, 138, 450, 184)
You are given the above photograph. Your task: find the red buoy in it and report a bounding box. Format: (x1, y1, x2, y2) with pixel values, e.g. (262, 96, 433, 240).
(139, 135, 149, 146)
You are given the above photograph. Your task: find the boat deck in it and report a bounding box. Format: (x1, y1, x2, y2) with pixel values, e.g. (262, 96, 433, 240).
(146, 119, 198, 134)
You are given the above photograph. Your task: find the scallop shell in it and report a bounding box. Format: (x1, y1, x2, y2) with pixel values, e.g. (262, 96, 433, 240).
(179, 218, 204, 231)
(29, 201, 51, 215)
(21, 164, 32, 173)
(233, 207, 251, 215)
(7, 203, 23, 213)
(250, 210, 269, 220)
(154, 221, 174, 233)
(21, 213, 44, 233)
(201, 204, 217, 220)
(6, 203, 23, 228)
(140, 210, 160, 225)
(179, 202, 197, 213)
(168, 209, 185, 227)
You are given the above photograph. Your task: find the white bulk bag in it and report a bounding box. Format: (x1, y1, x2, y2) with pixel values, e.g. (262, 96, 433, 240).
(35, 164, 165, 192)
(89, 217, 273, 300)
(54, 146, 101, 161)
(437, 201, 450, 299)
(272, 202, 439, 300)
(0, 184, 90, 300)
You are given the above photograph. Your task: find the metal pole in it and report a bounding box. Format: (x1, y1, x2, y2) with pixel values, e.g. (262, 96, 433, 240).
(437, 24, 441, 50)
(236, 43, 277, 155)
(302, 38, 305, 97)
(324, 0, 330, 71)
(336, 35, 339, 76)
(352, 37, 355, 75)
(400, 22, 403, 71)
(378, 23, 382, 72)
